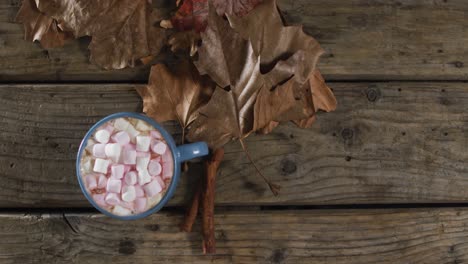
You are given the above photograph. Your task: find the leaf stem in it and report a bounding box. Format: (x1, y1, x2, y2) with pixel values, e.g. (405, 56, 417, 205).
(239, 138, 280, 196)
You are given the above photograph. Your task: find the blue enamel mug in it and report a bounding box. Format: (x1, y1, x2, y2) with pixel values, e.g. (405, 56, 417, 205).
(76, 112, 209, 220)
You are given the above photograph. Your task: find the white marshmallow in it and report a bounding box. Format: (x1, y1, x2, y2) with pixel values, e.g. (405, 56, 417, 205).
(138, 169, 151, 185)
(143, 179, 162, 197)
(148, 160, 162, 176)
(113, 118, 131, 131)
(147, 193, 163, 206)
(85, 138, 96, 154)
(106, 179, 122, 193)
(113, 205, 131, 216)
(111, 164, 125, 179)
(135, 120, 153, 131)
(136, 154, 150, 171)
(122, 149, 137, 165)
(134, 185, 145, 197)
(105, 143, 122, 163)
(126, 125, 140, 142)
(95, 129, 110, 144)
(151, 141, 167, 155)
(97, 174, 107, 189)
(111, 131, 130, 145)
(93, 158, 110, 174)
(136, 135, 151, 152)
(92, 144, 107, 158)
(122, 185, 136, 202)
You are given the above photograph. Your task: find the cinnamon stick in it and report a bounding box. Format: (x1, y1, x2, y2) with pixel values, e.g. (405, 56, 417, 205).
(202, 148, 224, 254)
(180, 179, 202, 232)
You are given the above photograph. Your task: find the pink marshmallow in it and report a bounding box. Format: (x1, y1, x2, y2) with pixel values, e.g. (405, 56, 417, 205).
(111, 131, 130, 145)
(151, 141, 167, 155)
(162, 148, 172, 163)
(143, 179, 162, 197)
(148, 160, 162, 176)
(123, 165, 132, 173)
(97, 174, 107, 189)
(111, 164, 125, 179)
(93, 193, 107, 207)
(122, 149, 137, 165)
(135, 198, 147, 212)
(162, 161, 174, 179)
(105, 193, 120, 205)
(85, 175, 97, 190)
(106, 179, 122, 193)
(123, 144, 136, 150)
(134, 185, 145, 197)
(92, 144, 107, 158)
(124, 171, 137, 185)
(154, 176, 166, 190)
(150, 130, 162, 139)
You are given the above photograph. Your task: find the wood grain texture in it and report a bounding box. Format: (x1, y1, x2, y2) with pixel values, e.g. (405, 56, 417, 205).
(1, 82, 467, 207)
(1, 0, 467, 81)
(1, 208, 468, 263)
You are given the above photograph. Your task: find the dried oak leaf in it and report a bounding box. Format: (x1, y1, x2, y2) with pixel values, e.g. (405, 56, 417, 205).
(228, 0, 323, 84)
(15, 0, 71, 49)
(35, 0, 166, 69)
(186, 3, 303, 150)
(170, 0, 263, 32)
(136, 61, 215, 135)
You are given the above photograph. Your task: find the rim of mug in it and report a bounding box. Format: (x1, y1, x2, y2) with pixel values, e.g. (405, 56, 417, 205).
(76, 112, 180, 220)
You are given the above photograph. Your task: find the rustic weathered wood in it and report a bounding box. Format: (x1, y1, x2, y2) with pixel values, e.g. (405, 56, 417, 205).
(1, 0, 467, 81)
(1, 82, 467, 207)
(0, 208, 467, 263)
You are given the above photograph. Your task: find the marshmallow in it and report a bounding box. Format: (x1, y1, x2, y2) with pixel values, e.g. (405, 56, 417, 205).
(162, 147, 172, 163)
(105, 143, 122, 163)
(85, 139, 96, 154)
(122, 149, 137, 165)
(123, 165, 132, 173)
(81, 158, 93, 173)
(105, 193, 120, 205)
(143, 179, 162, 197)
(104, 124, 114, 134)
(114, 118, 131, 131)
(93, 193, 107, 207)
(135, 198, 147, 212)
(85, 175, 97, 190)
(106, 179, 122, 193)
(136, 154, 150, 171)
(111, 164, 125, 179)
(124, 171, 137, 185)
(154, 176, 166, 190)
(126, 125, 140, 142)
(150, 130, 162, 139)
(124, 144, 136, 150)
(136, 135, 151, 152)
(95, 129, 110, 144)
(162, 161, 173, 179)
(151, 141, 167, 155)
(92, 144, 107, 158)
(113, 205, 131, 216)
(122, 185, 136, 202)
(147, 193, 163, 206)
(120, 201, 135, 210)
(111, 131, 130, 145)
(135, 120, 153, 131)
(134, 185, 145, 197)
(93, 158, 110, 174)
(138, 169, 151, 185)
(148, 160, 162, 176)
(97, 174, 107, 189)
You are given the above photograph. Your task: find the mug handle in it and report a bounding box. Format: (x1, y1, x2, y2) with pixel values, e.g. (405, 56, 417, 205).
(177, 142, 209, 162)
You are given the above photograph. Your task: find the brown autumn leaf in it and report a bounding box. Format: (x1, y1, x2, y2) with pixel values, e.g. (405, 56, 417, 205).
(35, 0, 166, 69)
(294, 70, 337, 128)
(167, 0, 263, 32)
(136, 61, 215, 137)
(228, 0, 323, 84)
(15, 0, 71, 49)
(186, 2, 303, 150)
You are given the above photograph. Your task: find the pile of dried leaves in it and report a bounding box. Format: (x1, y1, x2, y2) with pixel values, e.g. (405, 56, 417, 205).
(16, 0, 337, 254)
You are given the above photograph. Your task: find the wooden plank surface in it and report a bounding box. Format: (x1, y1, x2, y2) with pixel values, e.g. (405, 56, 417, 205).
(1, 0, 467, 81)
(1, 208, 468, 263)
(1, 82, 468, 207)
